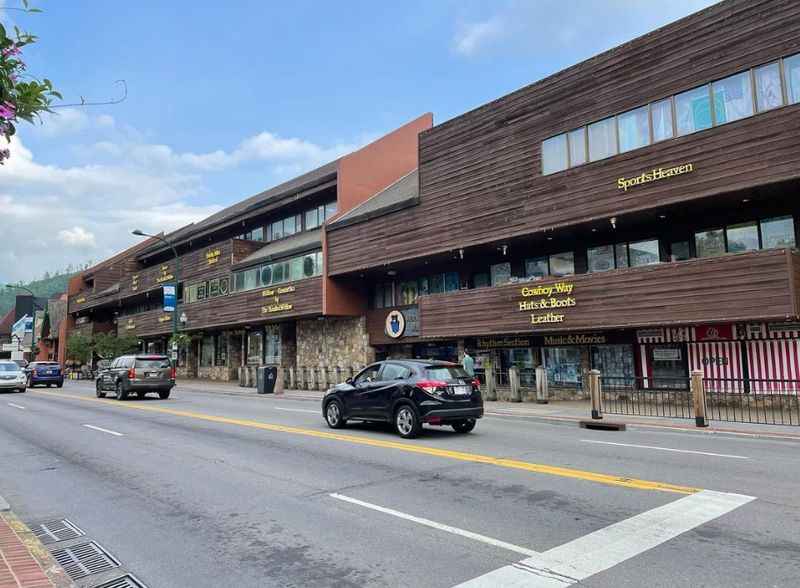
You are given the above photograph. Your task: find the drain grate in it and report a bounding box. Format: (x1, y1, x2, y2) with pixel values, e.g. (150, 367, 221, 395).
(30, 518, 85, 544)
(92, 574, 148, 588)
(50, 541, 120, 580)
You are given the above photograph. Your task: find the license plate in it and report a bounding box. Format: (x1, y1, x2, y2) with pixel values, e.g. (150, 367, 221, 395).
(146, 372, 159, 378)
(452, 385, 471, 395)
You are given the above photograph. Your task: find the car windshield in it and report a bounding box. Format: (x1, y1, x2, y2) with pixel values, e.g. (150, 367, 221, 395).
(425, 366, 470, 380)
(0, 363, 19, 372)
(136, 359, 170, 369)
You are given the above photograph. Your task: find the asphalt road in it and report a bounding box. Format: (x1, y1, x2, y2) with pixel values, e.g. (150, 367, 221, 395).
(0, 381, 798, 587)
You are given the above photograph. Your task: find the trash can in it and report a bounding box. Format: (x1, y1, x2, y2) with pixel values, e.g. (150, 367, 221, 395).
(257, 366, 278, 394)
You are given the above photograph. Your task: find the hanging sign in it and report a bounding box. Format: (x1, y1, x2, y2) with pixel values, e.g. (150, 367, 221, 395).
(163, 285, 176, 312)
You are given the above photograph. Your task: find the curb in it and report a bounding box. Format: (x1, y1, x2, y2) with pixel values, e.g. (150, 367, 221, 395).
(0, 495, 75, 588)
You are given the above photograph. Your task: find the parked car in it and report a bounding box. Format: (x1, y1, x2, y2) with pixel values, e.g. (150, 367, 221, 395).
(12, 359, 28, 369)
(0, 360, 27, 393)
(322, 359, 483, 438)
(95, 354, 175, 400)
(25, 361, 64, 388)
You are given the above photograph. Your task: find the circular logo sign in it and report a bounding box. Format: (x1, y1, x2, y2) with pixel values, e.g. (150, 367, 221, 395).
(385, 310, 406, 339)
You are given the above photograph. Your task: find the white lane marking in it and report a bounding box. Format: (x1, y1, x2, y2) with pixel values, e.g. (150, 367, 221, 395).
(7, 403, 26, 410)
(273, 407, 319, 414)
(580, 439, 749, 460)
(455, 489, 755, 587)
(330, 493, 539, 558)
(82, 424, 124, 437)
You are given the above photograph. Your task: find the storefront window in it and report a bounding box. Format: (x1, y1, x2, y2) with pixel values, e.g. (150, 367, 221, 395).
(651, 98, 674, 142)
(670, 241, 691, 262)
(500, 348, 538, 387)
(305, 208, 320, 230)
(247, 331, 263, 365)
(302, 254, 316, 277)
(760, 216, 795, 249)
(430, 274, 444, 294)
(214, 334, 227, 366)
(712, 71, 753, 124)
(251, 227, 264, 242)
(472, 273, 490, 288)
(243, 268, 259, 290)
(264, 325, 280, 364)
(412, 342, 458, 363)
(726, 222, 759, 252)
(490, 262, 511, 286)
(754, 62, 784, 112)
(617, 106, 650, 153)
(444, 272, 460, 292)
(549, 252, 574, 277)
(785, 53, 800, 105)
(588, 117, 617, 162)
(629, 239, 660, 266)
(544, 347, 582, 385)
(271, 220, 284, 241)
(325, 202, 338, 220)
(418, 277, 430, 296)
(200, 335, 214, 367)
(615, 243, 629, 268)
(567, 127, 586, 166)
(591, 344, 634, 379)
(695, 229, 725, 258)
(650, 344, 687, 387)
(587, 245, 614, 273)
(676, 85, 712, 136)
(399, 281, 418, 305)
(542, 134, 568, 175)
(525, 256, 548, 279)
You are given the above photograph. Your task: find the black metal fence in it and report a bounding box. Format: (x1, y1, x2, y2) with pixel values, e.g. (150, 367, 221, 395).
(703, 377, 800, 426)
(600, 376, 693, 419)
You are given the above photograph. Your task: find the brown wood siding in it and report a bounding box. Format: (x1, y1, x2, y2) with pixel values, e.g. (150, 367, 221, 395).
(122, 277, 323, 337)
(417, 249, 797, 339)
(328, 0, 800, 276)
(366, 305, 426, 346)
(791, 250, 800, 318)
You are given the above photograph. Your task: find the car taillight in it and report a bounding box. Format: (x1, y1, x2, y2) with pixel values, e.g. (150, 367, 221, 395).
(128, 367, 136, 380)
(418, 380, 448, 396)
(170, 366, 176, 380)
(472, 377, 480, 390)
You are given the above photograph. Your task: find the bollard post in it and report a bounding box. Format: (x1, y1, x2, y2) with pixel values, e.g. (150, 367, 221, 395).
(691, 369, 708, 427)
(288, 366, 296, 390)
(535, 366, 548, 404)
(275, 367, 285, 395)
(589, 369, 602, 419)
(309, 367, 318, 391)
(485, 369, 497, 401)
(509, 366, 522, 402)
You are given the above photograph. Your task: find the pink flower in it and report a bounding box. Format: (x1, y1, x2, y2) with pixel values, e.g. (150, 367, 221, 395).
(1, 44, 21, 57)
(0, 102, 15, 120)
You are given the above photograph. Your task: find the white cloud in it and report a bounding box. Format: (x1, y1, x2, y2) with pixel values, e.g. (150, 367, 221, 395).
(57, 227, 97, 248)
(453, 17, 505, 56)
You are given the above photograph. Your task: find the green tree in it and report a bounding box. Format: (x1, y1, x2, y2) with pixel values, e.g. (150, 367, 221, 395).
(93, 332, 139, 359)
(66, 333, 93, 365)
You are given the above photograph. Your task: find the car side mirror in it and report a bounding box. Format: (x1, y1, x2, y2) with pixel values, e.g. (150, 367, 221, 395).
(345, 377, 354, 385)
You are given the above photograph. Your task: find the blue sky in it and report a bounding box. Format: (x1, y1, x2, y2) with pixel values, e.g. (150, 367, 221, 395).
(0, 0, 717, 283)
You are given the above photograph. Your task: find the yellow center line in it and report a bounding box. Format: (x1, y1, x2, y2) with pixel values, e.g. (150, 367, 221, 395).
(35, 390, 700, 495)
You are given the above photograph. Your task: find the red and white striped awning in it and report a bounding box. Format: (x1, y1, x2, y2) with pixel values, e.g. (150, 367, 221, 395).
(746, 340, 800, 392)
(688, 342, 743, 391)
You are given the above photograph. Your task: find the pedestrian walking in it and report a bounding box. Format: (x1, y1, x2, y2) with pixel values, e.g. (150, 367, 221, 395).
(462, 349, 475, 377)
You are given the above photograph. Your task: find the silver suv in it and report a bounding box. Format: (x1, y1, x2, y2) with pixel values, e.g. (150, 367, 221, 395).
(96, 355, 175, 400)
(0, 360, 27, 393)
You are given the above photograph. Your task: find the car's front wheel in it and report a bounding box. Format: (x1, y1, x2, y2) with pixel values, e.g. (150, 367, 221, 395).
(325, 399, 346, 429)
(115, 382, 128, 401)
(96, 381, 106, 398)
(452, 419, 476, 434)
(158, 390, 171, 399)
(17, 387, 26, 393)
(395, 405, 421, 439)
(56, 380, 63, 388)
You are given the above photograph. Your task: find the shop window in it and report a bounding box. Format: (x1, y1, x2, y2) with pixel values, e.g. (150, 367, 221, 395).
(490, 262, 511, 286)
(251, 227, 264, 242)
(214, 334, 227, 366)
(695, 229, 726, 258)
(785, 53, 800, 104)
(587, 245, 614, 273)
(712, 72, 754, 125)
(264, 325, 280, 364)
(650, 345, 688, 387)
(651, 98, 674, 142)
(200, 335, 214, 367)
(325, 202, 338, 220)
(473, 273, 490, 288)
(614, 243, 629, 268)
(305, 208, 320, 230)
(525, 256, 548, 279)
(754, 62, 784, 112)
(399, 281, 418, 305)
(430, 274, 445, 294)
(670, 241, 691, 262)
(418, 276, 430, 296)
(617, 106, 650, 153)
(271, 220, 284, 241)
(246, 331, 262, 365)
(549, 252, 575, 277)
(316, 251, 323, 274)
(628, 239, 660, 267)
(196, 281, 208, 301)
(676, 85, 712, 136)
(588, 117, 617, 162)
(283, 215, 297, 237)
(726, 222, 759, 253)
(373, 282, 394, 308)
(591, 344, 635, 379)
(542, 134, 568, 175)
(208, 279, 220, 298)
(302, 254, 315, 277)
(444, 272, 460, 292)
(544, 347, 582, 385)
(760, 216, 796, 249)
(567, 128, 586, 167)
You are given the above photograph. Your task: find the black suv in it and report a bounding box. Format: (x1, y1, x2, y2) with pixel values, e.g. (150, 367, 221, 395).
(96, 355, 175, 400)
(322, 359, 483, 438)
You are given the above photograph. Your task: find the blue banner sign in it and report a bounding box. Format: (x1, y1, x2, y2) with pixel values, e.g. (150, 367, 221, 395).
(163, 285, 176, 312)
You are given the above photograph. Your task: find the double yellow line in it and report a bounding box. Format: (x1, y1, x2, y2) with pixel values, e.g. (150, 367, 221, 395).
(36, 390, 700, 495)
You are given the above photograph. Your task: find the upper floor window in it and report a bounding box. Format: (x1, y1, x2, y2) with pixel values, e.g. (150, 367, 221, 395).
(567, 128, 586, 167)
(542, 134, 568, 175)
(676, 85, 712, 136)
(617, 106, 650, 153)
(651, 98, 674, 142)
(786, 54, 800, 104)
(761, 216, 796, 249)
(549, 251, 575, 277)
(588, 117, 617, 162)
(754, 62, 783, 112)
(588, 240, 659, 273)
(712, 72, 753, 125)
(232, 250, 322, 293)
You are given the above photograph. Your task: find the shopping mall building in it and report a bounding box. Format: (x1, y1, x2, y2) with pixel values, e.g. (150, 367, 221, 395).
(68, 0, 800, 389)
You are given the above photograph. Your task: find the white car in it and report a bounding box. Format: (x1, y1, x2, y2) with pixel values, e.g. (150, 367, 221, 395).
(0, 360, 27, 393)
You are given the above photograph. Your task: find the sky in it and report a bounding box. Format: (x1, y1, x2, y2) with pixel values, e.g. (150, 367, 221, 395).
(0, 0, 718, 284)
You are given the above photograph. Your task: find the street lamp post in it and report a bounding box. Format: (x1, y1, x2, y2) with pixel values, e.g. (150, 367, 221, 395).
(131, 230, 181, 355)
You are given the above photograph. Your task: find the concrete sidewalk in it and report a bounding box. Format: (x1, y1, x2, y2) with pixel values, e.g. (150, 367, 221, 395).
(0, 498, 72, 588)
(171, 378, 800, 441)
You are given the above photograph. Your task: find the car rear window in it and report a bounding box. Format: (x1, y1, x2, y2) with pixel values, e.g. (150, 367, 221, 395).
(0, 363, 18, 372)
(136, 359, 171, 369)
(425, 366, 470, 380)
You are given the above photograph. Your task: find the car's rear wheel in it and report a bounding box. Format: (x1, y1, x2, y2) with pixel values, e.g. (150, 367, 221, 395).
(27, 377, 33, 388)
(395, 405, 421, 439)
(325, 399, 346, 429)
(452, 419, 476, 434)
(115, 382, 128, 401)
(158, 390, 170, 399)
(96, 381, 106, 398)
(137, 391, 147, 399)
(57, 380, 63, 388)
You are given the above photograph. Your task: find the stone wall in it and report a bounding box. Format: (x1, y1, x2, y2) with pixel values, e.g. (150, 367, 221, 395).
(296, 316, 374, 369)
